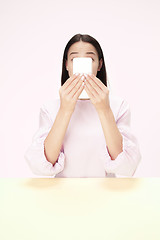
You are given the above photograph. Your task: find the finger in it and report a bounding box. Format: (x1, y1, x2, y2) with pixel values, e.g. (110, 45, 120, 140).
(84, 82, 96, 99)
(85, 76, 102, 95)
(84, 78, 99, 97)
(70, 76, 83, 97)
(72, 82, 85, 99)
(85, 73, 106, 91)
(62, 73, 81, 90)
(63, 73, 81, 91)
(65, 74, 84, 94)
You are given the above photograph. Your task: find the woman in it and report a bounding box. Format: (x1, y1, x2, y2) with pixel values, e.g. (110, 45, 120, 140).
(24, 33, 141, 178)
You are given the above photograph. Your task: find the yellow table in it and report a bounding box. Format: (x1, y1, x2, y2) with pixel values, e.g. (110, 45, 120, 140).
(0, 178, 160, 240)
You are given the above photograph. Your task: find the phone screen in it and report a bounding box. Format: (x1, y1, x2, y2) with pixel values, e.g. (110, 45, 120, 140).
(73, 57, 92, 99)
(73, 57, 92, 74)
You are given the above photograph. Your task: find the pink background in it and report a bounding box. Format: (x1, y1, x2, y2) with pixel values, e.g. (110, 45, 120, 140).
(0, 0, 159, 177)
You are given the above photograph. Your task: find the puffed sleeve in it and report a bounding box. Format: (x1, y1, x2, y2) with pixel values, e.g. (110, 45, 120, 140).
(103, 99, 142, 177)
(24, 104, 65, 177)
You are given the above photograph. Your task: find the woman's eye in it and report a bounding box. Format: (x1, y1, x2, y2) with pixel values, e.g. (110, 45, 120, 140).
(71, 58, 94, 61)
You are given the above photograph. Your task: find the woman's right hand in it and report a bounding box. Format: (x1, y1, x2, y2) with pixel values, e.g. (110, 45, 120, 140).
(59, 73, 85, 114)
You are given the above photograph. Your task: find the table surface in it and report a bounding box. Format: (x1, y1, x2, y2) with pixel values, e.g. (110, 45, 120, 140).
(0, 178, 160, 240)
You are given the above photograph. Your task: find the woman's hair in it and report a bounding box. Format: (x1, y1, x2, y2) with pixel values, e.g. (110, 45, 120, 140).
(61, 33, 108, 87)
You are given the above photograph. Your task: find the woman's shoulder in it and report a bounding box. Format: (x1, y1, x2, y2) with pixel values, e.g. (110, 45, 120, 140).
(109, 92, 126, 104)
(41, 97, 61, 116)
(109, 92, 130, 119)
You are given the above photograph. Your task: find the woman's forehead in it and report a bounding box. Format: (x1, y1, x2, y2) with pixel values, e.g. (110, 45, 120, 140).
(68, 42, 98, 56)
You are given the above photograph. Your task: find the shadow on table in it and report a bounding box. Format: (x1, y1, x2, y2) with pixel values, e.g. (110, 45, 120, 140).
(21, 177, 143, 192)
(21, 178, 65, 189)
(100, 178, 143, 192)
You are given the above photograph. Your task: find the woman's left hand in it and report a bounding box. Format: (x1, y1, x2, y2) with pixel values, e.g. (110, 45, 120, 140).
(84, 73, 110, 112)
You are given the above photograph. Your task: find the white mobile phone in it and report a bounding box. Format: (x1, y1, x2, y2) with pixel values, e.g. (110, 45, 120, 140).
(73, 57, 92, 99)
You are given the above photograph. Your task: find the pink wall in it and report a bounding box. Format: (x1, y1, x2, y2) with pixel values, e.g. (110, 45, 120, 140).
(0, 0, 159, 177)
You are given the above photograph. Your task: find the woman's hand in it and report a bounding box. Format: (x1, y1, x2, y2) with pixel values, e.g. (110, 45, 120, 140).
(59, 73, 85, 114)
(84, 73, 110, 113)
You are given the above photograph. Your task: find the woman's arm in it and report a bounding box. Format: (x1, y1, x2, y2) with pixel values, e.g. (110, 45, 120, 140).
(97, 107, 123, 160)
(83, 73, 123, 159)
(44, 108, 73, 165)
(83, 74, 141, 176)
(99, 100, 141, 177)
(44, 74, 85, 165)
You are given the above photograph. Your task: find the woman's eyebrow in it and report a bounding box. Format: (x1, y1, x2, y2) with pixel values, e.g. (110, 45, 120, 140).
(69, 51, 96, 56)
(86, 52, 96, 55)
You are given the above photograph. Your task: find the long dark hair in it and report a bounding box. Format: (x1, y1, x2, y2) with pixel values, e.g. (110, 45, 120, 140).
(61, 34, 108, 87)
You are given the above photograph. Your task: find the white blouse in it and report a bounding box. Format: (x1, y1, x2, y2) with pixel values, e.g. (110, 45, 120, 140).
(24, 93, 142, 177)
